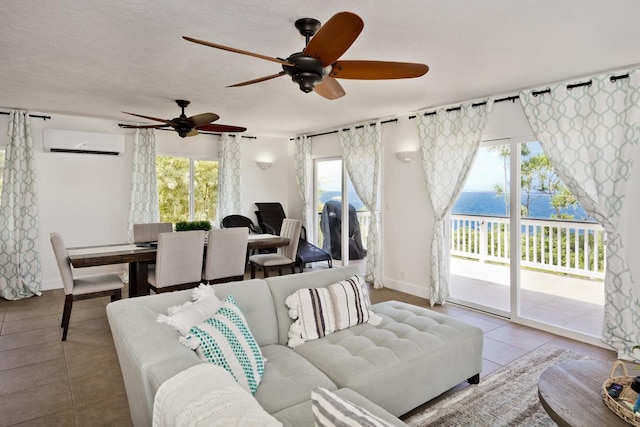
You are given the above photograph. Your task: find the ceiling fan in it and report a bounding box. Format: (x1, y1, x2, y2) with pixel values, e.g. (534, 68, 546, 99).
(183, 11, 429, 100)
(120, 99, 246, 138)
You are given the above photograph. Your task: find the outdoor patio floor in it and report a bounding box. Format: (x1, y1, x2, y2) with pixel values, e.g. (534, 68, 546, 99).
(449, 257, 604, 338)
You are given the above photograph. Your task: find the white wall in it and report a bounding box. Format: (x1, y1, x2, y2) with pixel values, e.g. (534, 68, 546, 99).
(0, 113, 290, 291)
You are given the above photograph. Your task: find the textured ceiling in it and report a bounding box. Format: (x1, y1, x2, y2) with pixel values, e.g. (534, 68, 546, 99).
(1, 0, 640, 137)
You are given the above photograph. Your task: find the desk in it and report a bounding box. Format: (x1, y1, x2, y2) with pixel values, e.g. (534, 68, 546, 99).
(68, 234, 289, 297)
(538, 360, 628, 427)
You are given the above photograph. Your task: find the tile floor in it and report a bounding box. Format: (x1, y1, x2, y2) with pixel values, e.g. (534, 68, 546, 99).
(0, 274, 617, 426)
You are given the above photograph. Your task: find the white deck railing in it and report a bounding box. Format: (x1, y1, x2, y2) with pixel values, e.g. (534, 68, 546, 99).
(450, 214, 606, 279)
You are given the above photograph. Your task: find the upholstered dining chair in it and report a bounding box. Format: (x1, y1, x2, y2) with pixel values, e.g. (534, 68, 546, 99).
(133, 222, 173, 243)
(203, 228, 249, 284)
(50, 232, 123, 341)
(249, 218, 302, 279)
(147, 230, 206, 294)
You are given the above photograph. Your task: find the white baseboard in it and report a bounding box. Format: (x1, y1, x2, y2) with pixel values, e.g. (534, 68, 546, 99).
(41, 278, 63, 291)
(383, 277, 430, 300)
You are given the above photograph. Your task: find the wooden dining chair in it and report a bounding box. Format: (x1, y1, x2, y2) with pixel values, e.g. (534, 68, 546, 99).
(50, 232, 123, 341)
(203, 228, 249, 284)
(147, 230, 206, 293)
(249, 218, 302, 278)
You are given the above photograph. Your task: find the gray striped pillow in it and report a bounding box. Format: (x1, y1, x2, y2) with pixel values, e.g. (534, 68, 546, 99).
(285, 275, 381, 348)
(311, 387, 398, 427)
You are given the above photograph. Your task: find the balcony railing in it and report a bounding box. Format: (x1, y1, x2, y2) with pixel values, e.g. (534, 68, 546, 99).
(450, 214, 606, 280)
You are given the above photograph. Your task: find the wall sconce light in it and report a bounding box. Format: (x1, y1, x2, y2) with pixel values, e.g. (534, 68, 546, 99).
(395, 151, 419, 163)
(256, 161, 272, 170)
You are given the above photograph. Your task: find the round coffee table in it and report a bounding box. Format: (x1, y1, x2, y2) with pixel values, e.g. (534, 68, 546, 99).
(538, 360, 629, 426)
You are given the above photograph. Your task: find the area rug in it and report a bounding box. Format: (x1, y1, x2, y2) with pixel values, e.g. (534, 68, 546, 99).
(405, 345, 594, 427)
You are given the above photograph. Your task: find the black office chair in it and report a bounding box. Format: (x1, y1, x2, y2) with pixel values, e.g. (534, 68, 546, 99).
(221, 215, 262, 234)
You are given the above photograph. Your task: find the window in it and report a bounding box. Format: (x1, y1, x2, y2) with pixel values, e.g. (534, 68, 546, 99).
(156, 156, 218, 224)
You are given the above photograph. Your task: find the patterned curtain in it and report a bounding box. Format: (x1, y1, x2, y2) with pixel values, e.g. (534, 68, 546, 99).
(0, 111, 42, 300)
(519, 69, 640, 360)
(126, 129, 159, 241)
(294, 134, 313, 237)
(217, 133, 243, 226)
(339, 121, 382, 288)
(416, 100, 493, 305)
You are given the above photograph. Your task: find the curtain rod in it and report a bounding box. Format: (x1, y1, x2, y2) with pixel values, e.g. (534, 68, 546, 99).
(117, 124, 257, 139)
(408, 72, 630, 119)
(0, 111, 51, 120)
(289, 118, 398, 140)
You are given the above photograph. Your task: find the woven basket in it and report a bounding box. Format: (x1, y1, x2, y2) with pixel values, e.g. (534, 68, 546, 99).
(602, 360, 640, 426)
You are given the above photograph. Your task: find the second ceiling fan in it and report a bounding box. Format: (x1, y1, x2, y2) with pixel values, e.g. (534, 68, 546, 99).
(183, 11, 429, 100)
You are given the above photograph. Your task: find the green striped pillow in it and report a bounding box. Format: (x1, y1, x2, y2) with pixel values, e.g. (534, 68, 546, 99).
(181, 295, 264, 394)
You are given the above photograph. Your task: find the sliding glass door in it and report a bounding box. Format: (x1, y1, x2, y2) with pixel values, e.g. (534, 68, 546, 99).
(448, 139, 605, 340)
(314, 158, 368, 271)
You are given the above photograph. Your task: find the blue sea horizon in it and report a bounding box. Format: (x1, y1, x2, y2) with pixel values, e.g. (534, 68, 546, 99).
(321, 190, 590, 221)
(452, 190, 589, 220)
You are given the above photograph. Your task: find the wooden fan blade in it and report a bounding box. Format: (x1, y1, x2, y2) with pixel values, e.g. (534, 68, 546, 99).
(314, 77, 346, 100)
(227, 72, 286, 87)
(188, 113, 219, 127)
(122, 111, 174, 125)
(304, 12, 363, 66)
(330, 60, 429, 80)
(183, 36, 294, 66)
(186, 128, 199, 137)
(197, 124, 247, 133)
(119, 124, 168, 129)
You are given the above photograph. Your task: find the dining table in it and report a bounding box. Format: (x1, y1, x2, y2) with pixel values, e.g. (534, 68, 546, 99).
(67, 233, 290, 297)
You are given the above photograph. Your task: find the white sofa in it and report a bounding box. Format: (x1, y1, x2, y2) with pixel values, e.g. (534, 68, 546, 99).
(107, 266, 484, 426)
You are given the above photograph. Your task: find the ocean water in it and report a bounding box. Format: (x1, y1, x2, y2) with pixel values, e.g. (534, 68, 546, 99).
(320, 190, 590, 220)
(453, 191, 589, 220)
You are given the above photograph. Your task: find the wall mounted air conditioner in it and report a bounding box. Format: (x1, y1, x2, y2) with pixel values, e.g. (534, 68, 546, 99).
(43, 129, 125, 156)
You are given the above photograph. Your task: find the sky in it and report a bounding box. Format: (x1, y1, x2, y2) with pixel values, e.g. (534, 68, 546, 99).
(463, 141, 544, 191)
(316, 141, 545, 193)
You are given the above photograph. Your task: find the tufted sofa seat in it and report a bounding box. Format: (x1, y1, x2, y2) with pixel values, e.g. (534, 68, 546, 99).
(266, 273, 484, 418)
(108, 266, 483, 426)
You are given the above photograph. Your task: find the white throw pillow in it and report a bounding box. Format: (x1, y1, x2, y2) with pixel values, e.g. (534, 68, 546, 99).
(311, 387, 398, 427)
(285, 274, 382, 348)
(153, 363, 281, 427)
(156, 285, 222, 335)
(180, 295, 264, 395)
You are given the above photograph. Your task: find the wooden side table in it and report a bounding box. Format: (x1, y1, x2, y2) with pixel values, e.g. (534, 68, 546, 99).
(538, 360, 629, 426)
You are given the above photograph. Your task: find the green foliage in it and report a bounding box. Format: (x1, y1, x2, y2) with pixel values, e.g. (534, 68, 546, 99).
(175, 220, 212, 231)
(193, 160, 219, 221)
(157, 156, 219, 224)
(489, 143, 583, 219)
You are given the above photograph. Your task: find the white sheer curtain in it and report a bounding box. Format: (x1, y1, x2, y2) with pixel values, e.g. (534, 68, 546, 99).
(126, 129, 159, 241)
(519, 69, 640, 360)
(339, 121, 382, 288)
(416, 100, 493, 305)
(217, 133, 243, 225)
(0, 110, 42, 300)
(294, 134, 313, 236)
